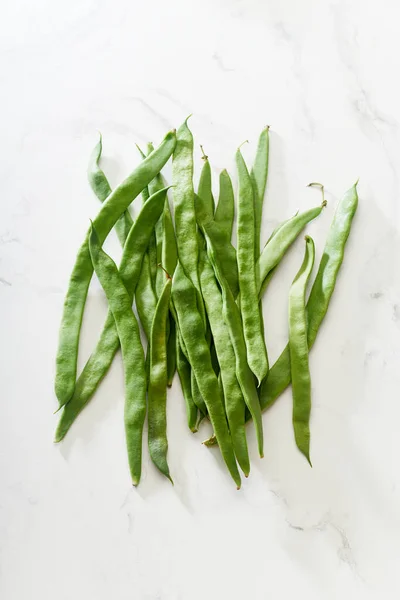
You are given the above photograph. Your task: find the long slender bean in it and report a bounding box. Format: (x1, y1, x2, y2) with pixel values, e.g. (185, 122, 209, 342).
(172, 262, 241, 488)
(200, 251, 250, 475)
(236, 146, 268, 384)
(175, 330, 198, 432)
(214, 170, 234, 242)
(172, 118, 205, 325)
(251, 126, 270, 258)
(55, 130, 176, 408)
(289, 236, 315, 465)
(259, 183, 359, 411)
(87, 134, 133, 245)
(148, 274, 173, 482)
(203, 229, 264, 458)
(89, 225, 146, 486)
(55, 187, 169, 442)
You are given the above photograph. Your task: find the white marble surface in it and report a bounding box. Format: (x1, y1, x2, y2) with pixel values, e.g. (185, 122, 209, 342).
(1, 0, 400, 598)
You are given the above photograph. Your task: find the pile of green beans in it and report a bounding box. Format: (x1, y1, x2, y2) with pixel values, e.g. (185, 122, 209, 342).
(54, 121, 358, 488)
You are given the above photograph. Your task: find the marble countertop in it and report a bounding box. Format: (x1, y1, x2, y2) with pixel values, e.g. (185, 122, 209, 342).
(2, 0, 400, 598)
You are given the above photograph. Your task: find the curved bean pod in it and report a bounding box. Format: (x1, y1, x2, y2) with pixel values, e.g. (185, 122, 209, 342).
(87, 135, 133, 246)
(148, 274, 173, 482)
(203, 229, 264, 458)
(55, 130, 176, 408)
(200, 251, 250, 476)
(289, 236, 315, 465)
(89, 225, 146, 486)
(236, 147, 268, 384)
(55, 187, 169, 442)
(257, 200, 326, 298)
(172, 262, 241, 488)
(259, 183, 359, 411)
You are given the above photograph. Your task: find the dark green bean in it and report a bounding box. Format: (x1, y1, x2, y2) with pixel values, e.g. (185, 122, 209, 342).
(200, 251, 250, 476)
(214, 170, 234, 243)
(55, 130, 176, 408)
(87, 134, 133, 245)
(259, 183, 359, 412)
(89, 225, 146, 486)
(289, 236, 315, 465)
(236, 146, 268, 384)
(55, 187, 169, 442)
(250, 126, 270, 258)
(148, 274, 173, 482)
(172, 262, 241, 488)
(203, 229, 264, 458)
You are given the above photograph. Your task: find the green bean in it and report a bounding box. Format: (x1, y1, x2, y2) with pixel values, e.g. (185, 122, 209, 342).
(148, 273, 173, 483)
(259, 183, 359, 412)
(214, 170, 234, 242)
(87, 134, 133, 246)
(160, 192, 178, 386)
(175, 330, 198, 432)
(89, 225, 146, 486)
(257, 200, 326, 298)
(55, 187, 169, 442)
(191, 371, 208, 418)
(195, 197, 239, 297)
(203, 229, 264, 458)
(198, 146, 214, 218)
(136, 253, 157, 339)
(172, 262, 241, 488)
(166, 317, 177, 387)
(265, 211, 299, 246)
(172, 118, 205, 325)
(236, 146, 268, 384)
(200, 251, 250, 476)
(250, 126, 270, 258)
(55, 130, 176, 408)
(289, 236, 315, 465)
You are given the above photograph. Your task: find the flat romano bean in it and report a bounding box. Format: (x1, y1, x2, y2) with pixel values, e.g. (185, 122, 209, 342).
(198, 146, 214, 218)
(55, 188, 169, 442)
(214, 170, 234, 243)
(236, 147, 268, 384)
(172, 262, 241, 488)
(148, 274, 173, 482)
(259, 183, 359, 412)
(89, 225, 146, 486)
(257, 200, 326, 298)
(289, 236, 315, 465)
(200, 251, 250, 476)
(172, 118, 205, 326)
(195, 197, 239, 297)
(175, 328, 198, 432)
(55, 130, 176, 408)
(136, 144, 157, 287)
(88, 134, 133, 246)
(166, 317, 177, 388)
(250, 126, 270, 258)
(203, 229, 264, 458)
(161, 200, 178, 385)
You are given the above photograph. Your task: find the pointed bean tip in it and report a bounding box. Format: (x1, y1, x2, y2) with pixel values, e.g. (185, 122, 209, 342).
(354, 177, 360, 187)
(236, 485, 241, 491)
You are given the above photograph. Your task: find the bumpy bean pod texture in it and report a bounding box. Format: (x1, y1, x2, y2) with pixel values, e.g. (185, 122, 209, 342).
(54, 124, 358, 487)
